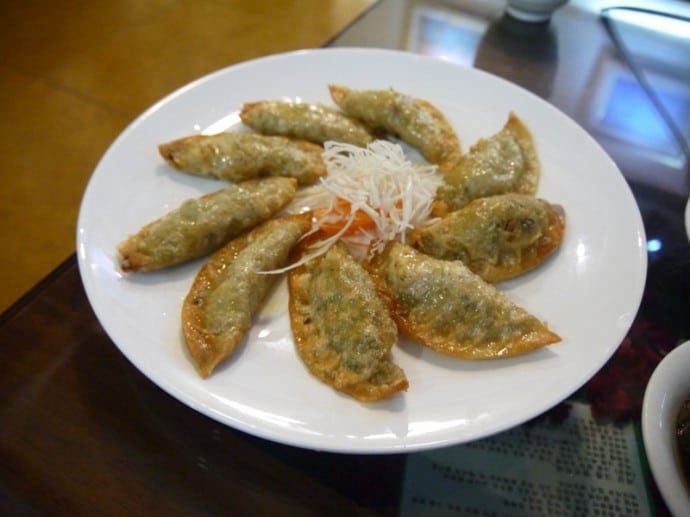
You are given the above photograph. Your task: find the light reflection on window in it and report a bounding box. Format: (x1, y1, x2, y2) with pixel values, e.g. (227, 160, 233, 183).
(599, 73, 689, 153)
(611, 8, 690, 40)
(586, 55, 690, 169)
(407, 7, 487, 67)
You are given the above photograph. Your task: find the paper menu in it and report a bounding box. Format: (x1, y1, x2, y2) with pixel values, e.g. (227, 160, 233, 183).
(400, 402, 652, 516)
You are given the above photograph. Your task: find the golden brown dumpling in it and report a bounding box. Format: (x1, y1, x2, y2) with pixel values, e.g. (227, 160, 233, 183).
(158, 132, 326, 185)
(240, 100, 375, 147)
(328, 84, 462, 171)
(434, 112, 540, 214)
(288, 240, 408, 402)
(118, 177, 297, 272)
(182, 213, 312, 378)
(411, 194, 565, 282)
(366, 241, 560, 359)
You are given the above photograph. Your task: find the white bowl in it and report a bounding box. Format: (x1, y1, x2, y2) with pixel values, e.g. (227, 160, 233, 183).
(506, 0, 568, 22)
(642, 340, 690, 516)
(685, 198, 690, 240)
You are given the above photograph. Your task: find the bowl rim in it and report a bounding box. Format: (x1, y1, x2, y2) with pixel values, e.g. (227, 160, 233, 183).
(685, 197, 690, 241)
(642, 339, 690, 516)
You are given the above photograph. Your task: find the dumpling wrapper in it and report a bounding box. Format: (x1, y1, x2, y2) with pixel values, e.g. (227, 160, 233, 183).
(434, 112, 540, 214)
(158, 132, 326, 185)
(411, 193, 565, 283)
(182, 213, 312, 378)
(240, 100, 375, 147)
(288, 240, 408, 402)
(328, 84, 462, 171)
(118, 177, 298, 272)
(365, 241, 560, 359)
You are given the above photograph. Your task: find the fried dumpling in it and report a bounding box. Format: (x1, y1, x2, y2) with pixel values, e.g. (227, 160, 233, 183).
(182, 213, 312, 378)
(411, 194, 565, 283)
(158, 132, 326, 185)
(118, 177, 298, 272)
(328, 84, 462, 171)
(366, 241, 560, 359)
(288, 240, 408, 402)
(240, 100, 375, 147)
(434, 112, 540, 215)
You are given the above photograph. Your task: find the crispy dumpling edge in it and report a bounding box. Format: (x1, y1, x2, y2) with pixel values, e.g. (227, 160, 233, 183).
(432, 111, 541, 216)
(365, 241, 561, 360)
(182, 212, 312, 378)
(328, 84, 462, 171)
(411, 194, 566, 283)
(287, 238, 409, 402)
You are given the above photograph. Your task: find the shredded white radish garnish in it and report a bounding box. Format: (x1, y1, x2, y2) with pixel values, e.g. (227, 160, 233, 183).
(318, 139, 443, 253)
(260, 139, 443, 274)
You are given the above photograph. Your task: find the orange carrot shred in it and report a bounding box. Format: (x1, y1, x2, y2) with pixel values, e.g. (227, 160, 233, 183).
(314, 198, 377, 237)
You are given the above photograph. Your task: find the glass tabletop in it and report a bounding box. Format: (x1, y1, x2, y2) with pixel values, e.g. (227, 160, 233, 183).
(2, 0, 689, 515)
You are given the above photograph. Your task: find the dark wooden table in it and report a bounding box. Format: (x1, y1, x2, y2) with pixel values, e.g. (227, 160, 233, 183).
(3, 1, 690, 514)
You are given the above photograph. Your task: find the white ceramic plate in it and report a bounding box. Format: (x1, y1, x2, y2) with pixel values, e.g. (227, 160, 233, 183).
(642, 340, 690, 516)
(77, 48, 647, 453)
